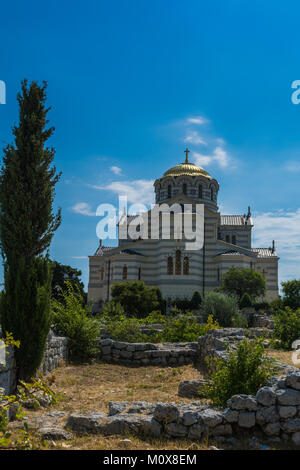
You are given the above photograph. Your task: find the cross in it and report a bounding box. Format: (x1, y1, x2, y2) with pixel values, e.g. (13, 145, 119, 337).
(184, 148, 190, 163)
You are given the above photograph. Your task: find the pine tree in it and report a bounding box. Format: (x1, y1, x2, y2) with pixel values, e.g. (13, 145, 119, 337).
(0, 80, 61, 381)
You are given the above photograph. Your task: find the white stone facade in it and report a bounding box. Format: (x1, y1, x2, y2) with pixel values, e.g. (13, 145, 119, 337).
(88, 158, 279, 306)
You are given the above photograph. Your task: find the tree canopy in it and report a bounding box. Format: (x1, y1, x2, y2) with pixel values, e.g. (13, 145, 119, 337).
(110, 281, 161, 318)
(281, 279, 300, 310)
(221, 267, 266, 301)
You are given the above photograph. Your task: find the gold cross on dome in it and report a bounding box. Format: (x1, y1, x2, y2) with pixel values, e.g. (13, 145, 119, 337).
(184, 148, 190, 163)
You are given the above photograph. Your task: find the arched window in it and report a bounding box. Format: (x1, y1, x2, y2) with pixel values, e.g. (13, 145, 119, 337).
(183, 256, 189, 275)
(210, 187, 214, 201)
(183, 183, 187, 195)
(122, 265, 127, 280)
(167, 256, 173, 275)
(232, 235, 236, 245)
(138, 266, 141, 280)
(175, 249, 181, 275)
(226, 235, 230, 243)
(168, 185, 172, 199)
(198, 184, 203, 198)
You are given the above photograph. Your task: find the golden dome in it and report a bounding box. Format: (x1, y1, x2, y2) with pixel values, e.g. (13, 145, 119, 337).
(162, 162, 211, 179)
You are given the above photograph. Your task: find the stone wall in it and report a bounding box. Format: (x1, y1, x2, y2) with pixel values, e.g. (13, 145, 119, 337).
(197, 328, 296, 375)
(0, 330, 68, 395)
(39, 330, 68, 375)
(65, 372, 300, 447)
(99, 339, 198, 367)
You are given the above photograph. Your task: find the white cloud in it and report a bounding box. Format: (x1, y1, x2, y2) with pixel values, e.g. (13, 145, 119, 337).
(91, 179, 155, 206)
(184, 131, 206, 145)
(186, 116, 208, 125)
(193, 146, 230, 168)
(72, 202, 96, 216)
(284, 161, 300, 172)
(253, 209, 300, 284)
(110, 165, 122, 175)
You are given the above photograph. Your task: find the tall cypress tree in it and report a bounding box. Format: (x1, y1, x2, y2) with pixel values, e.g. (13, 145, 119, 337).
(0, 80, 61, 381)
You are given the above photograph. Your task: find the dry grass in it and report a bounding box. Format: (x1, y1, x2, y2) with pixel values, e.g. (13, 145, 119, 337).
(49, 362, 202, 414)
(267, 349, 300, 368)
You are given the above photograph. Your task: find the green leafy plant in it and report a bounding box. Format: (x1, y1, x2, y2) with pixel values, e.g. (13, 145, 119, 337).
(0, 336, 55, 449)
(205, 337, 278, 407)
(272, 307, 300, 350)
(239, 292, 253, 309)
(201, 292, 239, 327)
(221, 267, 266, 302)
(51, 281, 100, 361)
(110, 281, 160, 318)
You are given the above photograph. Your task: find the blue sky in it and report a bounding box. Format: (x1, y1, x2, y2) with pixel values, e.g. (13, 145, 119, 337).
(0, 0, 300, 289)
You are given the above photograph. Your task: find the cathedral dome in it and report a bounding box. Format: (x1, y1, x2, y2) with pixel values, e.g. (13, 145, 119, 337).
(162, 162, 211, 179)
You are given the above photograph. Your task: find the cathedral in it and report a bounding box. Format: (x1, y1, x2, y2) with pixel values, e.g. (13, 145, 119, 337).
(88, 150, 279, 306)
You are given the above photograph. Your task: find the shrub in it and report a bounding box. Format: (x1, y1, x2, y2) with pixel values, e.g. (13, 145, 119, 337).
(205, 338, 278, 406)
(270, 296, 284, 313)
(272, 307, 300, 350)
(253, 301, 270, 312)
(231, 312, 248, 328)
(51, 281, 100, 361)
(201, 292, 239, 327)
(110, 281, 160, 318)
(190, 291, 202, 310)
(239, 292, 252, 309)
(172, 297, 192, 312)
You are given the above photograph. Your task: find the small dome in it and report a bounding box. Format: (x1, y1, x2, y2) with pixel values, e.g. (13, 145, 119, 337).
(162, 162, 211, 179)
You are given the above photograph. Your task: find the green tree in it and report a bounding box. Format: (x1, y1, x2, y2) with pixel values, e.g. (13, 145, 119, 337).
(110, 281, 160, 318)
(51, 260, 86, 304)
(190, 291, 202, 310)
(0, 80, 61, 381)
(221, 267, 266, 302)
(281, 279, 300, 310)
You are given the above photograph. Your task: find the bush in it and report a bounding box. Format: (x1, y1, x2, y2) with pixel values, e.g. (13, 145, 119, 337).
(110, 281, 160, 318)
(190, 291, 202, 310)
(281, 279, 300, 310)
(253, 301, 270, 312)
(201, 292, 239, 327)
(239, 292, 252, 309)
(270, 296, 284, 313)
(51, 281, 100, 361)
(100, 311, 219, 343)
(272, 307, 300, 350)
(205, 338, 278, 406)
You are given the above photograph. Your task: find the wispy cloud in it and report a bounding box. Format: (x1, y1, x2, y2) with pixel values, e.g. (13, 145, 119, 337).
(184, 131, 206, 145)
(284, 161, 300, 172)
(186, 116, 208, 125)
(90, 179, 155, 206)
(110, 165, 122, 175)
(71, 202, 96, 216)
(253, 208, 300, 283)
(193, 146, 230, 168)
